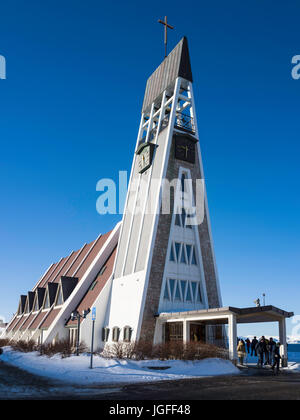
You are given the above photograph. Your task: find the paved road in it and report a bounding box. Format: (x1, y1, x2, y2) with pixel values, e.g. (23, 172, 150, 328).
(1, 360, 300, 400)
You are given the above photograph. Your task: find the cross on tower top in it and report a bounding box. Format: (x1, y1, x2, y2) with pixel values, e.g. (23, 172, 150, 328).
(158, 16, 174, 58)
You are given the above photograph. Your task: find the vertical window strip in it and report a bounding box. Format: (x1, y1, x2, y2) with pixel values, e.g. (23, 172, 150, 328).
(174, 280, 182, 301)
(180, 280, 187, 301)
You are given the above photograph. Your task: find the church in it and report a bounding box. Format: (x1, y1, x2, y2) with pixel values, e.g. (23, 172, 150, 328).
(3, 37, 293, 363)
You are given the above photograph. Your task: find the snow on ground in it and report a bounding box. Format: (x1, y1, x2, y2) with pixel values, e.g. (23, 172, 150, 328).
(0, 347, 239, 385)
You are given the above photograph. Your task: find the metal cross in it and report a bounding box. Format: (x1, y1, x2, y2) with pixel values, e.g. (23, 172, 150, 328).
(158, 16, 174, 58)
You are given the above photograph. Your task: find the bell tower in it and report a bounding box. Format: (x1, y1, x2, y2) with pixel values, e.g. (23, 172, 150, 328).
(107, 37, 222, 343)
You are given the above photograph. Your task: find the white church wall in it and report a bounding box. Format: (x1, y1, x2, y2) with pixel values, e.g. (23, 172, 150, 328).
(135, 129, 169, 272)
(106, 270, 147, 343)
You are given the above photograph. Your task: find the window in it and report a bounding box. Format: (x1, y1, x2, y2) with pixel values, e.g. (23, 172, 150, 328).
(180, 280, 187, 300)
(169, 242, 197, 266)
(163, 282, 170, 300)
(112, 327, 120, 342)
(175, 213, 181, 226)
(56, 287, 63, 306)
(191, 248, 197, 265)
(169, 244, 175, 262)
(174, 281, 182, 301)
(89, 280, 98, 291)
(181, 173, 186, 192)
(123, 326, 133, 343)
(186, 245, 192, 263)
(102, 327, 110, 342)
(99, 265, 107, 276)
(169, 279, 176, 300)
(33, 297, 39, 312)
(174, 243, 181, 261)
(181, 208, 186, 228)
(44, 292, 50, 309)
(196, 283, 203, 303)
(180, 246, 187, 264)
(69, 329, 77, 347)
(186, 283, 192, 302)
(191, 282, 197, 302)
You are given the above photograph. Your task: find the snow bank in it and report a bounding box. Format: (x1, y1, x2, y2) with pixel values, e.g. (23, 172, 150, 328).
(0, 348, 239, 385)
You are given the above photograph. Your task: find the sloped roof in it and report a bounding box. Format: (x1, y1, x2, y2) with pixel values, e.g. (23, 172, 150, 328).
(66, 246, 117, 327)
(6, 228, 117, 334)
(142, 37, 193, 113)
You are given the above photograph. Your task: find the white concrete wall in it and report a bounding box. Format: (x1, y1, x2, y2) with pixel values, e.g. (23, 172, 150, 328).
(106, 270, 147, 343)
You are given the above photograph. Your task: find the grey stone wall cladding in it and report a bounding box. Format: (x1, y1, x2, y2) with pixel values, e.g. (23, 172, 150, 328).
(139, 136, 221, 341)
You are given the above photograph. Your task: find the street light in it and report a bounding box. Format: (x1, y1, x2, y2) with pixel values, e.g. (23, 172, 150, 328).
(71, 308, 90, 356)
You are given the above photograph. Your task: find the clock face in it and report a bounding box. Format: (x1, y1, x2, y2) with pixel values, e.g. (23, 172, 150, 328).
(138, 147, 150, 173)
(136, 143, 155, 174)
(175, 135, 196, 164)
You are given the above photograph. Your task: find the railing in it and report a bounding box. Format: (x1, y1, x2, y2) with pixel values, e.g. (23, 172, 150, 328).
(174, 112, 195, 133)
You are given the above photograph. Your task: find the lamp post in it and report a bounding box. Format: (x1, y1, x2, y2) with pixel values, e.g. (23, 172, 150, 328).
(71, 308, 90, 356)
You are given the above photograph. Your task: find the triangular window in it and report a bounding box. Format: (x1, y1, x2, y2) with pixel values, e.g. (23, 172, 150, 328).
(163, 282, 170, 300)
(174, 281, 182, 301)
(44, 291, 50, 309)
(196, 283, 203, 303)
(186, 245, 192, 263)
(180, 281, 187, 300)
(180, 246, 187, 264)
(169, 244, 176, 262)
(175, 243, 181, 261)
(191, 282, 197, 302)
(169, 279, 176, 300)
(191, 248, 197, 265)
(56, 286, 63, 306)
(186, 283, 192, 302)
(33, 296, 39, 312)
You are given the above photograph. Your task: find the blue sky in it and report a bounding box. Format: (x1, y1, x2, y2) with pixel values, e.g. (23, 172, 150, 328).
(0, 0, 299, 337)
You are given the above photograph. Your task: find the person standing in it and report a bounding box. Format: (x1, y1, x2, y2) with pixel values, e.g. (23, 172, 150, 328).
(256, 338, 267, 368)
(251, 337, 258, 356)
(245, 338, 251, 354)
(271, 342, 281, 374)
(268, 338, 276, 365)
(237, 339, 247, 365)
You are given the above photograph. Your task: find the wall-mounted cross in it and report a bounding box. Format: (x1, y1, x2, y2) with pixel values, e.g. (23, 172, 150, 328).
(158, 16, 174, 58)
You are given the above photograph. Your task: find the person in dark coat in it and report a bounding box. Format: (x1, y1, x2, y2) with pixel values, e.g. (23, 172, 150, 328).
(245, 338, 251, 354)
(271, 343, 281, 374)
(256, 338, 267, 368)
(268, 338, 276, 365)
(251, 337, 258, 356)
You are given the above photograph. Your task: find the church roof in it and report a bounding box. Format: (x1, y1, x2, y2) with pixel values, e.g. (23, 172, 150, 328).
(142, 36, 193, 113)
(5, 228, 117, 334)
(66, 246, 117, 327)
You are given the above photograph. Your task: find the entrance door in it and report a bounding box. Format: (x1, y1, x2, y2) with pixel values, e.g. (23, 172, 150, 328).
(190, 323, 206, 342)
(165, 322, 183, 342)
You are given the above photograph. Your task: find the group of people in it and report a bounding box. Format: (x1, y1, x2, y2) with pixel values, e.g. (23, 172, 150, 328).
(237, 336, 282, 373)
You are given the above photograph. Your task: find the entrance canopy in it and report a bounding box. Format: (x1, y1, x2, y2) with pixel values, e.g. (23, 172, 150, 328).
(159, 306, 293, 324)
(157, 306, 294, 363)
